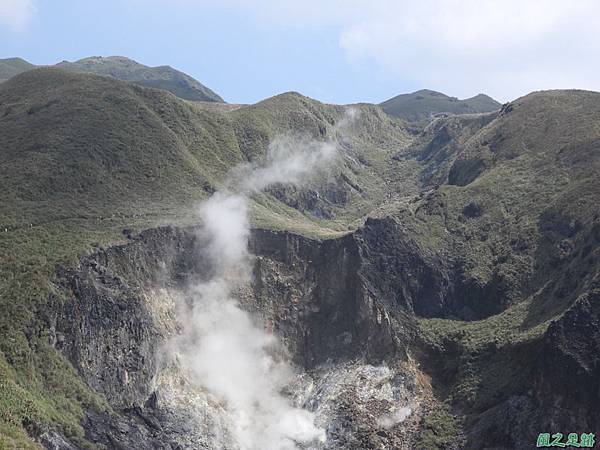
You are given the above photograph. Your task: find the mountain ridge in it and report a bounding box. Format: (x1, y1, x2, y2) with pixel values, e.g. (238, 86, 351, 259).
(0, 57, 36, 81)
(0, 55, 223, 102)
(56, 56, 224, 102)
(380, 88, 501, 122)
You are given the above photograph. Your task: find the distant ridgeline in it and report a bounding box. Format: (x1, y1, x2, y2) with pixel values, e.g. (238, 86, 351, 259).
(379, 88, 501, 122)
(1, 56, 503, 121)
(0, 55, 223, 102)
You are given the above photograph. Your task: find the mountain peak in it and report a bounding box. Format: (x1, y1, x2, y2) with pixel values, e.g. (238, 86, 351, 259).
(413, 89, 450, 97)
(2, 55, 225, 103)
(380, 89, 501, 122)
(0, 57, 36, 81)
(57, 55, 224, 102)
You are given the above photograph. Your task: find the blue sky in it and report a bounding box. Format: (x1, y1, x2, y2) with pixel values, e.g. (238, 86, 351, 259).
(1, 0, 599, 105)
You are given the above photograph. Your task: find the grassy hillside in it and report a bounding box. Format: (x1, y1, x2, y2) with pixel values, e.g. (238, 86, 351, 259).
(385, 90, 600, 447)
(380, 89, 500, 122)
(0, 58, 35, 82)
(409, 90, 600, 302)
(56, 56, 223, 102)
(0, 56, 223, 103)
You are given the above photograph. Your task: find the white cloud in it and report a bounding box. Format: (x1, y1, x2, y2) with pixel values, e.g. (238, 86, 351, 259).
(337, 0, 600, 101)
(0, 0, 35, 31)
(184, 0, 600, 101)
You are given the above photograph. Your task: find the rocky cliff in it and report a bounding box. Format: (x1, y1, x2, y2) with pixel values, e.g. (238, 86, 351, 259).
(39, 225, 418, 449)
(38, 210, 600, 449)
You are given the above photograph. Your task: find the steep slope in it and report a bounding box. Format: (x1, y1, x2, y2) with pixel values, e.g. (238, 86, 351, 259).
(388, 89, 600, 448)
(401, 90, 600, 320)
(0, 68, 230, 229)
(0, 57, 35, 82)
(380, 89, 500, 122)
(56, 56, 224, 102)
(0, 68, 411, 231)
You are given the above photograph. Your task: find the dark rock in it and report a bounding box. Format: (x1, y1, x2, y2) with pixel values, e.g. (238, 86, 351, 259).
(462, 202, 483, 218)
(448, 157, 487, 186)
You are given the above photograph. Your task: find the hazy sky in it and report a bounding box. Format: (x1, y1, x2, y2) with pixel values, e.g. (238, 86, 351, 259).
(1, 0, 599, 104)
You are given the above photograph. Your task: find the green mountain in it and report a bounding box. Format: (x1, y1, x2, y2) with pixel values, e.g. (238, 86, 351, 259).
(0, 56, 223, 102)
(1, 67, 599, 450)
(56, 56, 224, 102)
(380, 88, 501, 122)
(0, 57, 36, 82)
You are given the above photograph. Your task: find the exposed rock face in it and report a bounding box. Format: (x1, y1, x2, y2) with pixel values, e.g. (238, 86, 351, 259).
(461, 286, 600, 450)
(42, 228, 215, 449)
(356, 217, 448, 318)
(249, 228, 399, 368)
(536, 287, 600, 430)
(41, 225, 422, 449)
(46, 227, 200, 409)
(40, 208, 600, 449)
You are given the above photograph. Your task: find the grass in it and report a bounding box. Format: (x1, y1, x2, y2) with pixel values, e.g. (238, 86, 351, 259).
(0, 55, 224, 103)
(387, 89, 600, 445)
(0, 57, 35, 82)
(416, 402, 464, 450)
(0, 217, 135, 447)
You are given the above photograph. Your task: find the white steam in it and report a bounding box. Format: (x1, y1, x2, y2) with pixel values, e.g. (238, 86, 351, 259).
(376, 407, 412, 429)
(180, 279, 321, 449)
(232, 135, 337, 193)
(171, 109, 358, 449)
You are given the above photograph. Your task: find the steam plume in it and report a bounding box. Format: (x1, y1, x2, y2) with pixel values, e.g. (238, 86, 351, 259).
(377, 407, 412, 429)
(171, 109, 358, 449)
